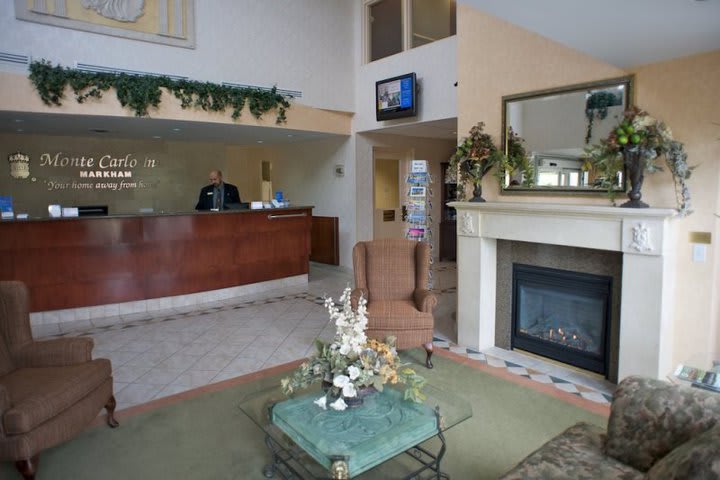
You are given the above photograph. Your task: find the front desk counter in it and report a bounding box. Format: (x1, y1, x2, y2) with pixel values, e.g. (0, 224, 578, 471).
(0, 207, 313, 312)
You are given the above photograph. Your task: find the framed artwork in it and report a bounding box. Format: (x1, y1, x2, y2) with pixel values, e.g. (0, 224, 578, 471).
(15, 0, 196, 49)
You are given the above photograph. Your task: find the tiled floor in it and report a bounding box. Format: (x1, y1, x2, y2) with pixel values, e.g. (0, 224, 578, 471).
(41, 261, 614, 411)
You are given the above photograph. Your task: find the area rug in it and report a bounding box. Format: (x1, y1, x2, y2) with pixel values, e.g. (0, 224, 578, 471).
(0, 349, 609, 479)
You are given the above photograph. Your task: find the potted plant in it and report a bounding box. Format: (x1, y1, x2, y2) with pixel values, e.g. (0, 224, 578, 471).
(585, 90, 622, 144)
(583, 106, 694, 215)
(448, 122, 504, 202)
(281, 287, 425, 411)
(496, 126, 534, 188)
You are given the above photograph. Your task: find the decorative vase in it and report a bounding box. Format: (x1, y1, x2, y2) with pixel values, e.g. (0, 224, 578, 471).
(621, 149, 649, 208)
(469, 181, 486, 202)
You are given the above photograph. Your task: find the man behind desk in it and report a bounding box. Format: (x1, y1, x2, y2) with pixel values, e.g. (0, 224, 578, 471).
(195, 170, 241, 211)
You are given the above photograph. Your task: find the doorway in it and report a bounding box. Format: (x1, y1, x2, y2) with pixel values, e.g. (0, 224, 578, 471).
(373, 149, 409, 240)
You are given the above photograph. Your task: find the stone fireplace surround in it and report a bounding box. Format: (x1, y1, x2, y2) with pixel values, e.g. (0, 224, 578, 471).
(450, 201, 677, 382)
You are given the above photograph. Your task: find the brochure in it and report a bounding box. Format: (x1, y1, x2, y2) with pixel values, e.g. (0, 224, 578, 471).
(674, 364, 720, 391)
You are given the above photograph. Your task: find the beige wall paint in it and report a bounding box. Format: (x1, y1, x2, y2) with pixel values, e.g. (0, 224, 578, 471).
(0, 72, 352, 136)
(457, 5, 624, 204)
(630, 50, 720, 368)
(1, 133, 222, 215)
(457, 4, 720, 367)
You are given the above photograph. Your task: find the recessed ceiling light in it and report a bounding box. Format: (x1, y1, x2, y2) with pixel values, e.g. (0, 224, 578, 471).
(90, 128, 109, 133)
(16, 128, 24, 132)
(287, 134, 294, 137)
(14, 119, 24, 123)
(152, 135, 162, 139)
(172, 128, 181, 132)
(256, 140, 264, 144)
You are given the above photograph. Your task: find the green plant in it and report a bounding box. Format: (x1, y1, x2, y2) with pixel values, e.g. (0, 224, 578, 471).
(583, 106, 694, 215)
(448, 122, 503, 200)
(28, 60, 290, 123)
(585, 90, 621, 144)
(496, 126, 534, 187)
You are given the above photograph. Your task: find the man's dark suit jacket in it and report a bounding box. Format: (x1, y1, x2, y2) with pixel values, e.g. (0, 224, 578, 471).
(195, 182, 241, 210)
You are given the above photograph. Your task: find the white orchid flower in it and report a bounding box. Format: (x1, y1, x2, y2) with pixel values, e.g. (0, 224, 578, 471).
(314, 396, 327, 410)
(342, 383, 357, 398)
(333, 375, 350, 388)
(330, 397, 348, 411)
(347, 365, 360, 380)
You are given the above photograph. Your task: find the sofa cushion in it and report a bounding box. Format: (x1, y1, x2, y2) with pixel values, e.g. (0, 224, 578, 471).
(605, 376, 720, 472)
(1, 358, 111, 435)
(645, 426, 720, 479)
(500, 422, 643, 480)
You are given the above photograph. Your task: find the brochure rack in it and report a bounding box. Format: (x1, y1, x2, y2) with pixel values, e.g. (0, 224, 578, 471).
(405, 160, 433, 288)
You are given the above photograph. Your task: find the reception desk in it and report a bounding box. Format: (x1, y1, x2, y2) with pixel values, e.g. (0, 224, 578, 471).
(0, 207, 312, 312)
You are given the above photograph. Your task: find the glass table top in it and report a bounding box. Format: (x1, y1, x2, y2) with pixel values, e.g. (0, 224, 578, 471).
(238, 382, 472, 479)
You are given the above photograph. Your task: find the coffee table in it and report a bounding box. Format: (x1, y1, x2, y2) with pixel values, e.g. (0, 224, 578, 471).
(238, 383, 472, 479)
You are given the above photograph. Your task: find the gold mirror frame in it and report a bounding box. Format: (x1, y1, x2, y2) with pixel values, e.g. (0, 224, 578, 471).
(501, 75, 633, 194)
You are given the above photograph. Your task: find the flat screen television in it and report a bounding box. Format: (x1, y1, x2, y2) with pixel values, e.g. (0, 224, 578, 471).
(375, 72, 417, 121)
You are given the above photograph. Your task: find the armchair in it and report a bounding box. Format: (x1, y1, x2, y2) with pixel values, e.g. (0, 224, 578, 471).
(0, 281, 118, 480)
(352, 238, 437, 368)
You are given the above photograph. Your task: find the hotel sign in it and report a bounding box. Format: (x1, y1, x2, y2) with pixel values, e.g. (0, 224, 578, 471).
(33, 151, 160, 191)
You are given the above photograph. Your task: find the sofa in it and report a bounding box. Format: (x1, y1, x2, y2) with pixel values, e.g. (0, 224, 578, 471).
(500, 375, 720, 479)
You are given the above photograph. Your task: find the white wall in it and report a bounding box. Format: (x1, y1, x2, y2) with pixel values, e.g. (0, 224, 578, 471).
(355, 35, 457, 133)
(0, 1, 356, 112)
(271, 136, 357, 268)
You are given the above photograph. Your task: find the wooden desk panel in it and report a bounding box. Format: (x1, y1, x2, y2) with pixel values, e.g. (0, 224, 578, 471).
(0, 208, 312, 311)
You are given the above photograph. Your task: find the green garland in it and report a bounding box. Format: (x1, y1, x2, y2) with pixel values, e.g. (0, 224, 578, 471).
(28, 60, 290, 123)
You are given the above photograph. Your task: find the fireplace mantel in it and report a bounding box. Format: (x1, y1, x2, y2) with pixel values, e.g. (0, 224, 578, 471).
(449, 201, 677, 381)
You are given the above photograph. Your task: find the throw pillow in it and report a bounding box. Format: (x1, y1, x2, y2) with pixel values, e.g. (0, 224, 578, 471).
(604, 376, 720, 472)
(645, 426, 720, 479)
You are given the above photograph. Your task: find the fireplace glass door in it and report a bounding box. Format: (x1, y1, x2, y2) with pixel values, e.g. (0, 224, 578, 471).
(511, 264, 611, 375)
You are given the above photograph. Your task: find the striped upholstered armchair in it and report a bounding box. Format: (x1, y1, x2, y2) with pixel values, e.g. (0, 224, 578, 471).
(0, 281, 118, 480)
(351, 238, 437, 368)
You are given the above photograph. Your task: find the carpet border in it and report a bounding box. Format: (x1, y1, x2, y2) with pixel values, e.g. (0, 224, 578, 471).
(92, 350, 609, 428)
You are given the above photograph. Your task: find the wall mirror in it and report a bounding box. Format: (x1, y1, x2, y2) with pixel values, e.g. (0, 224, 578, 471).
(501, 76, 633, 193)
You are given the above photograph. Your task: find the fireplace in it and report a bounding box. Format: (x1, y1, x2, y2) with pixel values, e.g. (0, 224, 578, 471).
(453, 201, 677, 381)
(511, 264, 612, 376)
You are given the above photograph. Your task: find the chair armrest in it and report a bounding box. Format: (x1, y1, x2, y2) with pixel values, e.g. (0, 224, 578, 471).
(414, 289, 437, 313)
(13, 337, 94, 368)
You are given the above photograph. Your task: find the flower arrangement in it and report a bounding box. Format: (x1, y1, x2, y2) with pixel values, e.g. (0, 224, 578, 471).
(448, 122, 504, 201)
(496, 126, 534, 188)
(583, 106, 694, 215)
(280, 287, 426, 411)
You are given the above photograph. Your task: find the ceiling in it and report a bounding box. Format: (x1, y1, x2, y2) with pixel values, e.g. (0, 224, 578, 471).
(3, 2, 718, 145)
(460, 0, 720, 68)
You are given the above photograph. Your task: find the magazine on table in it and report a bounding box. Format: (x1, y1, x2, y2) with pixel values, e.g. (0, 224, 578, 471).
(674, 364, 720, 392)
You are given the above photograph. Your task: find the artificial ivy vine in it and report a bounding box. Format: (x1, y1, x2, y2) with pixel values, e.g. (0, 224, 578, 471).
(28, 60, 291, 123)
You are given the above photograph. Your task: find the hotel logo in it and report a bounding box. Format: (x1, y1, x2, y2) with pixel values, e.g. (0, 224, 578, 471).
(8, 152, 30, 179)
